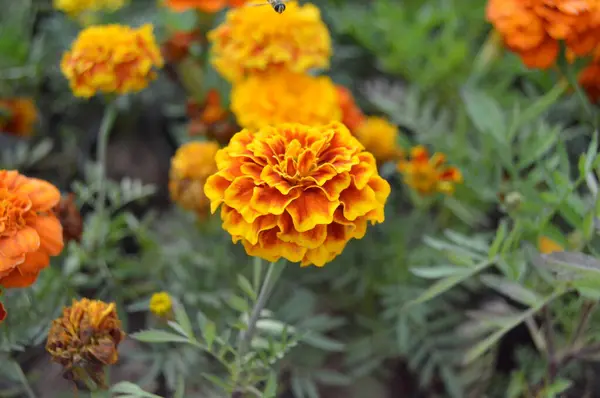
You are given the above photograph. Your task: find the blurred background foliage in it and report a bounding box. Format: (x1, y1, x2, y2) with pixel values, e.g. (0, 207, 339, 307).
(2, 0, 600, 397)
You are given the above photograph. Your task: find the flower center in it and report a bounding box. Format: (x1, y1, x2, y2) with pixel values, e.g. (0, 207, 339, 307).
(0, 189, 30, 237)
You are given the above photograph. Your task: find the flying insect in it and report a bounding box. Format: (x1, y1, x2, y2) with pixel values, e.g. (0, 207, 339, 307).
(246, 0, 289, 14)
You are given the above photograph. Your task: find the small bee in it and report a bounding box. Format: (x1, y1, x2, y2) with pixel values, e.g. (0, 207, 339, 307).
(247, 0, 289, 14)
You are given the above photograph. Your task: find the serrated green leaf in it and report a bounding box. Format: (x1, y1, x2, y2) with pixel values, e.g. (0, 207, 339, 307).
(131, 329, 191, 344)
(461, 87, 505, 142)
(173, 302, 194, 339)
(479, 274, 542, 307)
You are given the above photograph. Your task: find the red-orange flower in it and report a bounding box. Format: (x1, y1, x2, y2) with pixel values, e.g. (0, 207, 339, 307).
(0, 170, 64, 288)
(165, 0, 249, 12)
(162, 29, 202, 64)
(53, 193, 84, 244)
(336, 86, 365, 132)
(397, 145, 463, 196)
(204, 122, 391, 267)
(0, 301, 5, 324)
(486, 0, 600, 69)
(0, 98, 38, 137)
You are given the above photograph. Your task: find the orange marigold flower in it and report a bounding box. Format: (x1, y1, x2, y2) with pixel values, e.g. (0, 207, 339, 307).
(397, 145, 463, 196)
(162, 29, 202, 64)
(0, 170, 64, 289)
(231, 70, 341, 129)
(166, 0, 249, 12)
(0, 301, 5, 325)
(53, 0, 125, 16)
(336, 86, 365, 132)
(208, 1, 331, 82)
(0, 98, 38, 137)
(61, 24, 164, 98)
(538, 235, 565, 254)
(46, 298, 125, 389)
(169, 141, 220, 218)
(53, 193, 84, 244)
(204, 122, 391, 267)
(354, 117, 403, 164)
(486, 0, 600, 69)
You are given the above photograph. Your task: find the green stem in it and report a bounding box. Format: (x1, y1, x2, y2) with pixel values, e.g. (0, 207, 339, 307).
(96, 102, 118, 218)
(14, 362, 36, 398)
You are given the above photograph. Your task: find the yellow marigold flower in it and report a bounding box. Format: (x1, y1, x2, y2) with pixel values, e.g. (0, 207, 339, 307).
(231, 70, 341, 129)
(208, 1, 331, 82)
(204, 122, 391, 267)
(397, 145, 463, 196)
(169, 141, 220, 218)
(0, 98, 38, 137)
(149, 291, 173, 317)
(53, 0, 126, 16)
(46, 298, 125, 389)
(538, 236, 564, 254)
(61, 24, 164, 98)
(353, 117, 403, 164)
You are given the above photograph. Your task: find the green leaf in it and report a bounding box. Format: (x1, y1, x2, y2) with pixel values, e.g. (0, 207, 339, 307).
(173, 302, 194, 339)
(302, 333, 345, 351)
(410, 265, 466, 279)
(314, 369, 352, 386)
(237, 274, 257, 301)
(479, 274, 542, 307)
(263, 372, 278, 398)
(173, 375, 185, 398)
(111, 381, 163, 398)
(130, 329, 191, 344)
(540, 251, 600, 280)
(489, 219, 507, 258)
(512, 81, 567, 130)
(226, 294, 249, 313)
(202, 320, 217, 351)
(461, 87, 505, 142)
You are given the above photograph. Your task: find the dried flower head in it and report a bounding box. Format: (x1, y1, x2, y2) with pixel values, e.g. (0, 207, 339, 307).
(53, 0, 126, 16)
(231, 70, 341, 129)
(0, 170, 64, 288)
(53, 193, 84, 244)
(46, 298, 125, 389)
(486, 0, 600, 69)
(204, 122, 391, 267)
(336, 86, 365, 132)
(354, 117, 403, 164)
(0, 98, 38, 137)
(149, 291, 173, 317)
(397, 146, 463, 196)
(166, 0, 249, 13)
(169, 141, 220, 218)
(61, 24, 164, 98)
(208, 1, 331, 82)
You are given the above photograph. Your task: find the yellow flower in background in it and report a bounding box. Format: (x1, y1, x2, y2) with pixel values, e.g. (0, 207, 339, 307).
(169, 141, 220, 218)
(61, 24, 164, 98)
(353, 116, 403, 164)
(208, 1, 331, 82)
(149, 291, 173, 317)
(46, 298, 125, 389)
(231, 70, 341, 129)
(397, 145, 463, 196)
(538, 236, 564, 254)
(204, 122, 391, 267)
(54, 0, 126, 17)
(0, 98, 38, 137)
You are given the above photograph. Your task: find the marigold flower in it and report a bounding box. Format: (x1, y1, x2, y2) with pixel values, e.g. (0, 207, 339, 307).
(61, 24, 164, 98)
(486, 0, 600, 69)
(0, 98, 38, 137)
(53, 193, 84, 244)
(0, 170, 64, 288)
(231, 70, 341, 129)
(46, 298, 125, 389)
(169, 141, 220, 218)
(208, 1, 331, 82)
(0, 301, 5, 325)
(336, 86, 365, 132)
(53, 0, 125, 16)
(538, 236, 565, 254)
(354, 117, 403, 164)
(149, 291, 173, 317)
(397, 146, 463, 196)
(166, 0, 249, 12)
(204, 122, 391, 267)
(162, 30, 202, 64)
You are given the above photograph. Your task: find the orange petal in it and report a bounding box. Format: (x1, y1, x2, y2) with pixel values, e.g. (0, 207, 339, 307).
(222, 206, 277, 245)
(31, 215, 64, 256)
(0, 254, 24, 277)
(286, 189, 338, 232)
(0, 227, 40, 258)
(204, 174, 231, 213)
(316, 173, 351, 201)
(248, 229, 306, 263)
(223, 176, 261, 222)
(350, 153, 376, 189)
(0, 268, 39, 288)
(339, 183, 379, 221)
(368, 176, 392, 204)
(17, 250, 50, 274)
(250, 186, 299, 215)
(17, 179, 61, 211)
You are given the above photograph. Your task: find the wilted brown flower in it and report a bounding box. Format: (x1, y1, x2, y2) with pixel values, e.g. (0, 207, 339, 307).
(53, 193, 83, 243)
(46, 298, 125, 390)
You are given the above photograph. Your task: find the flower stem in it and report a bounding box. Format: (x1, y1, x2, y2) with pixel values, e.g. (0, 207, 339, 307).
(14, 362, 36, 398)
(96, 102, 118, 218)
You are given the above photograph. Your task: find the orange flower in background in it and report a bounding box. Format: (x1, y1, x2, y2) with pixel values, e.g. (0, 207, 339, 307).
(53, 0, 125, 16)
(397, 145, 463, 196)
(231, 70, 341, 129)
(0, 301, 5, 324)
(46, 298, 125, 389)
(204, 122, 391, 267)
(336, 86, 365, 131)
(208, 1, 331, 82)
(486, 0, 600, 69)
(169, 141, 220, 218)
(188, 89, 228, 127)
(354, 116, 403, 164)
(53, 193, 84, 244)
(61, 24, 164, 98)
(0, 98, 38, 137)
(162, 29, 202, 64)
(166, 0, 249, 12)
(538, 236, 565, 254)
(0, 170, 64, 288)
(578, 63, 600, 102)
